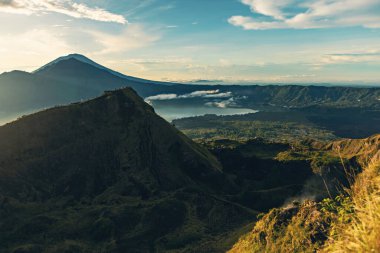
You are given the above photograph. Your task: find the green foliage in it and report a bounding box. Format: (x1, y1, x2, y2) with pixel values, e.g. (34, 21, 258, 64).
(257, 212, 265, 220)
(178, 119, 336, 143)
(320, 196, 353, 217)
(0, 88, 254, 253)
(174, 106, 380, 143)
(229, 164, 371, 253)
(320, 195, 354, 237)
(322, 162, 380, 252)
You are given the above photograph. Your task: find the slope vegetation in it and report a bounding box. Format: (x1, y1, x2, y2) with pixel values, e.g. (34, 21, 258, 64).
(0, 88, 253, 253)
(322, 155, 380, 252)
(229, 135, 380, 253)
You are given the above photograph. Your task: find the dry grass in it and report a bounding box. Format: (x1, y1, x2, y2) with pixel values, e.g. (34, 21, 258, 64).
(322, 153, 380, 253)
(228, 147, 380, 253)
(228, 201, 332, 253)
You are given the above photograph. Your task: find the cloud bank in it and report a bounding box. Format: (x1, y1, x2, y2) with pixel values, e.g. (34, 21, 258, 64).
(146, 90, 233, 101)
(229, 0, 380, 30)
(144, 90, 249, 110)
(205, 98, 237, 108)
(89, 24, 159, 55)
(0, 0, 127, 24)
(145, 90, 233, 102)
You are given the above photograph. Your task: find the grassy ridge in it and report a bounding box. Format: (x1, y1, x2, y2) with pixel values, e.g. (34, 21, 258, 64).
(322, 154, 380, 252)
(228, 137, 380, 253)
(229, 200, 334, 253)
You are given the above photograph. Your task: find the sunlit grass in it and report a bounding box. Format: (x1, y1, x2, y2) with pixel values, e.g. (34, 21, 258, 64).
(323, 154, 380, 253)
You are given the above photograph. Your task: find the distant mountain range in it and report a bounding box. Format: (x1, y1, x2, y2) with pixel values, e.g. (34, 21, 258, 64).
(34, 54, 176, 86)
(1, 54, 380, 125)
(0, 55, 168, 118)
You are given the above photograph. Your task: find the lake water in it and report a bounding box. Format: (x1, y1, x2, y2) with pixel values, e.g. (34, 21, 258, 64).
(153, 105, 257, 122)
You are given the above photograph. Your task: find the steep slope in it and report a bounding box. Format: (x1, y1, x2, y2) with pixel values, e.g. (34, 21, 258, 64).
(322, 155, 380, 252)
(228, 135, 380, 253)
(0, 87, 222, 198)
(0, 88, 253, 253)
(323, 134, 380, 165)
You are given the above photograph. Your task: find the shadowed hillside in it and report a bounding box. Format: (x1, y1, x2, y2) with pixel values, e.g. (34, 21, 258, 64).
(0, 84, 359, 252)
(0, 88, 255, 253)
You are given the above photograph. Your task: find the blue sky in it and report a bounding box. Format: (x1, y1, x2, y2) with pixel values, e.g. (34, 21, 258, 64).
(0, 0, 380, 84)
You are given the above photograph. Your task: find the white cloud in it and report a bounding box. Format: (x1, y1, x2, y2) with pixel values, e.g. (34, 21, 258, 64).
(240, 0, 292, 20)
(229, 16, 287, 30)
(0, 23, 161, 72)
(0, 0, 127, 24)
(184, 90, 220, 97)
(229, 0, 380, 30)
(89, 24, 160, 55)
(312, 50, 380, 68)
(0, 28, 72, 72)
(145, 90, 233, 103)
(145, 94, 178, 101)
(121, 58, 192, 65)
(205, 98, 236, 108)
(145, 90, 239, 109)
(204, 92, 232, 98)
(108, 57, 191, 72)
(301, 49, 380, 72)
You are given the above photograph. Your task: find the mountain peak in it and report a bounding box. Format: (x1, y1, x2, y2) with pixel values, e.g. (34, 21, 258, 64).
(0, 85, 223, 199)
(0, 70, 31, 78)
(60, 53, 97, 65)
(34, 53, 109, 74)
(65, 53, 89, 58)
(33, 53, 172, 85)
